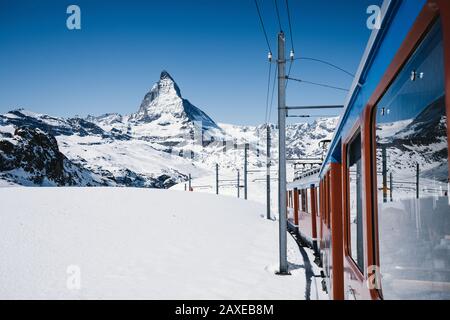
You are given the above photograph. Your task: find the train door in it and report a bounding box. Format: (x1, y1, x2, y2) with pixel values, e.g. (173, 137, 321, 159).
(372, 16, 450, 299)
(343, 130, 372, 299)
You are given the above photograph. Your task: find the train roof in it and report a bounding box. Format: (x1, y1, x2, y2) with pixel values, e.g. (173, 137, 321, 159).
(319, 0, 428, 178)
(288, 167, 320, 190)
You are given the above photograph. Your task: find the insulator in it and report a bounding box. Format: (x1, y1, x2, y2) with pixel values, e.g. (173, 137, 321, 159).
(290, 50, 295, 61)
(268, 52, 272, 62)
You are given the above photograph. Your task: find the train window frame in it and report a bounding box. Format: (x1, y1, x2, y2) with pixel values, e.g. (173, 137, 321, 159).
(370, 17, 450, 300)
(344, 129, 366, 274)
(323, 172, 330, 227)
(307, 188, 312, 214)
(316, 186, 320, 217)
(320, 181, 324, 225)
(327, 171, 331, 228)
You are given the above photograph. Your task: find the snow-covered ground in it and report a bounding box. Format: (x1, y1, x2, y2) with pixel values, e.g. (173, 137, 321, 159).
(0, 187, 327, 300)
(171, 171, 282, 215)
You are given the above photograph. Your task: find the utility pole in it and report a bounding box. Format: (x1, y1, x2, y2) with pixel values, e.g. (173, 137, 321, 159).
(277, 31, 288, 275)
(188, 173, 192, 191)
(390, 172, 393, 202)
(244, 143, 249, 200)
(215, 164, 219, 195)
(266, 125, 271, 220)
(237, 169, 240, 198)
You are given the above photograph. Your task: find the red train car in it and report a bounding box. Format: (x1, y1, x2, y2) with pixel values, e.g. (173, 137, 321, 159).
(287, 170, 320, 254)
(287, 0, 450, 300)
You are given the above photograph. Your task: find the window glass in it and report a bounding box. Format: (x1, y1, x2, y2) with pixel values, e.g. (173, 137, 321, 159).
(326, 176, 330, 225)
(301, 189, 307, 212)
(288, 190, 294, 221)
(348, 133, 365, 272)
(375, 20, 449, 299)
(307, 188, 312, 214)
(298, 190, 302, 212)
(323, 179, 329, 224)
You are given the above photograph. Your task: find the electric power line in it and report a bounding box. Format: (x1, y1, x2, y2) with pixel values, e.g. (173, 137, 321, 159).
(254, 0, 272, 54)
(287, 76, 350, 92)
(285, 60, 293, 89)
(282, 0, 294, 90)
(294, 57, 355, 78)
(268, 64, 278, 123)
(284, 0, 294, 53)
(273, 0, 283, 32)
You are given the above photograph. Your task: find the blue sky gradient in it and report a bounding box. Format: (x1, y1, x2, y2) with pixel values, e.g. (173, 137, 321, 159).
(0, 0, 382, 125)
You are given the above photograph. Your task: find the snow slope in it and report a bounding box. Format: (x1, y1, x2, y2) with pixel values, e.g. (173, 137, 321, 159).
(0, 187, 327, 300)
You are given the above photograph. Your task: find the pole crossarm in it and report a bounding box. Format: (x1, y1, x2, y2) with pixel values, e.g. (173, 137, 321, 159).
(286, 114, 338, 118)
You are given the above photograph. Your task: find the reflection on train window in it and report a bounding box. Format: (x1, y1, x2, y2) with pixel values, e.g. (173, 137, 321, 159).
(348, 133, 364, 272)
(375, 20, 449, 299)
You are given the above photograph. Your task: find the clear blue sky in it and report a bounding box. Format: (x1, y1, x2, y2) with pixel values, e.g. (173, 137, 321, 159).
(0, 0, 382, 125)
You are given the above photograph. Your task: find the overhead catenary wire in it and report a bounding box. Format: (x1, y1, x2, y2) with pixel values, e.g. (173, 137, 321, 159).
(269, 56, 355, 78)
(283, 0, 295, 89)
(254, 0, 276, 124)
(273, 0, 283, 32)
(286, 76, 350, 92)
(285, 60, 293, 89)
(294, 57, 355, 78)
(268, 64, 278, 123)
(254, 0, 272, 55)
(284, 0, 295, 53)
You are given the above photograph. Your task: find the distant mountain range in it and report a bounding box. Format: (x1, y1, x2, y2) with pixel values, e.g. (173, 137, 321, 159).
(0, 71, 338, 187)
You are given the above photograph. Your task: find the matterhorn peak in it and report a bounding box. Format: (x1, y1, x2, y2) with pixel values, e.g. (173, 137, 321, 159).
(154, 70, 182, 98)
(156, 70, 181, 93)
(160, 70, 174, 81)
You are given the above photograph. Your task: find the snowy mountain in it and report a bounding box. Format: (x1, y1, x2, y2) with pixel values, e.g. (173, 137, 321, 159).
(0, 126, 108, 186)
(0, 71, 338, 188)
(286, 118, 337, 159)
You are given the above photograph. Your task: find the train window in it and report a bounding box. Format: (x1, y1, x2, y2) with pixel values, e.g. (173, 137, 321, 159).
(304, 189, 307, 213)
(316, 187, 320, 217)
(307, 188, 312, 214)
(374, 20, 449, 299)
(327, 174, 331, 226)
(298, 190, 302, 212)
(320, 182, 325, 222)
(324, 177, 328, 225)
(348, 132, 364, 272)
